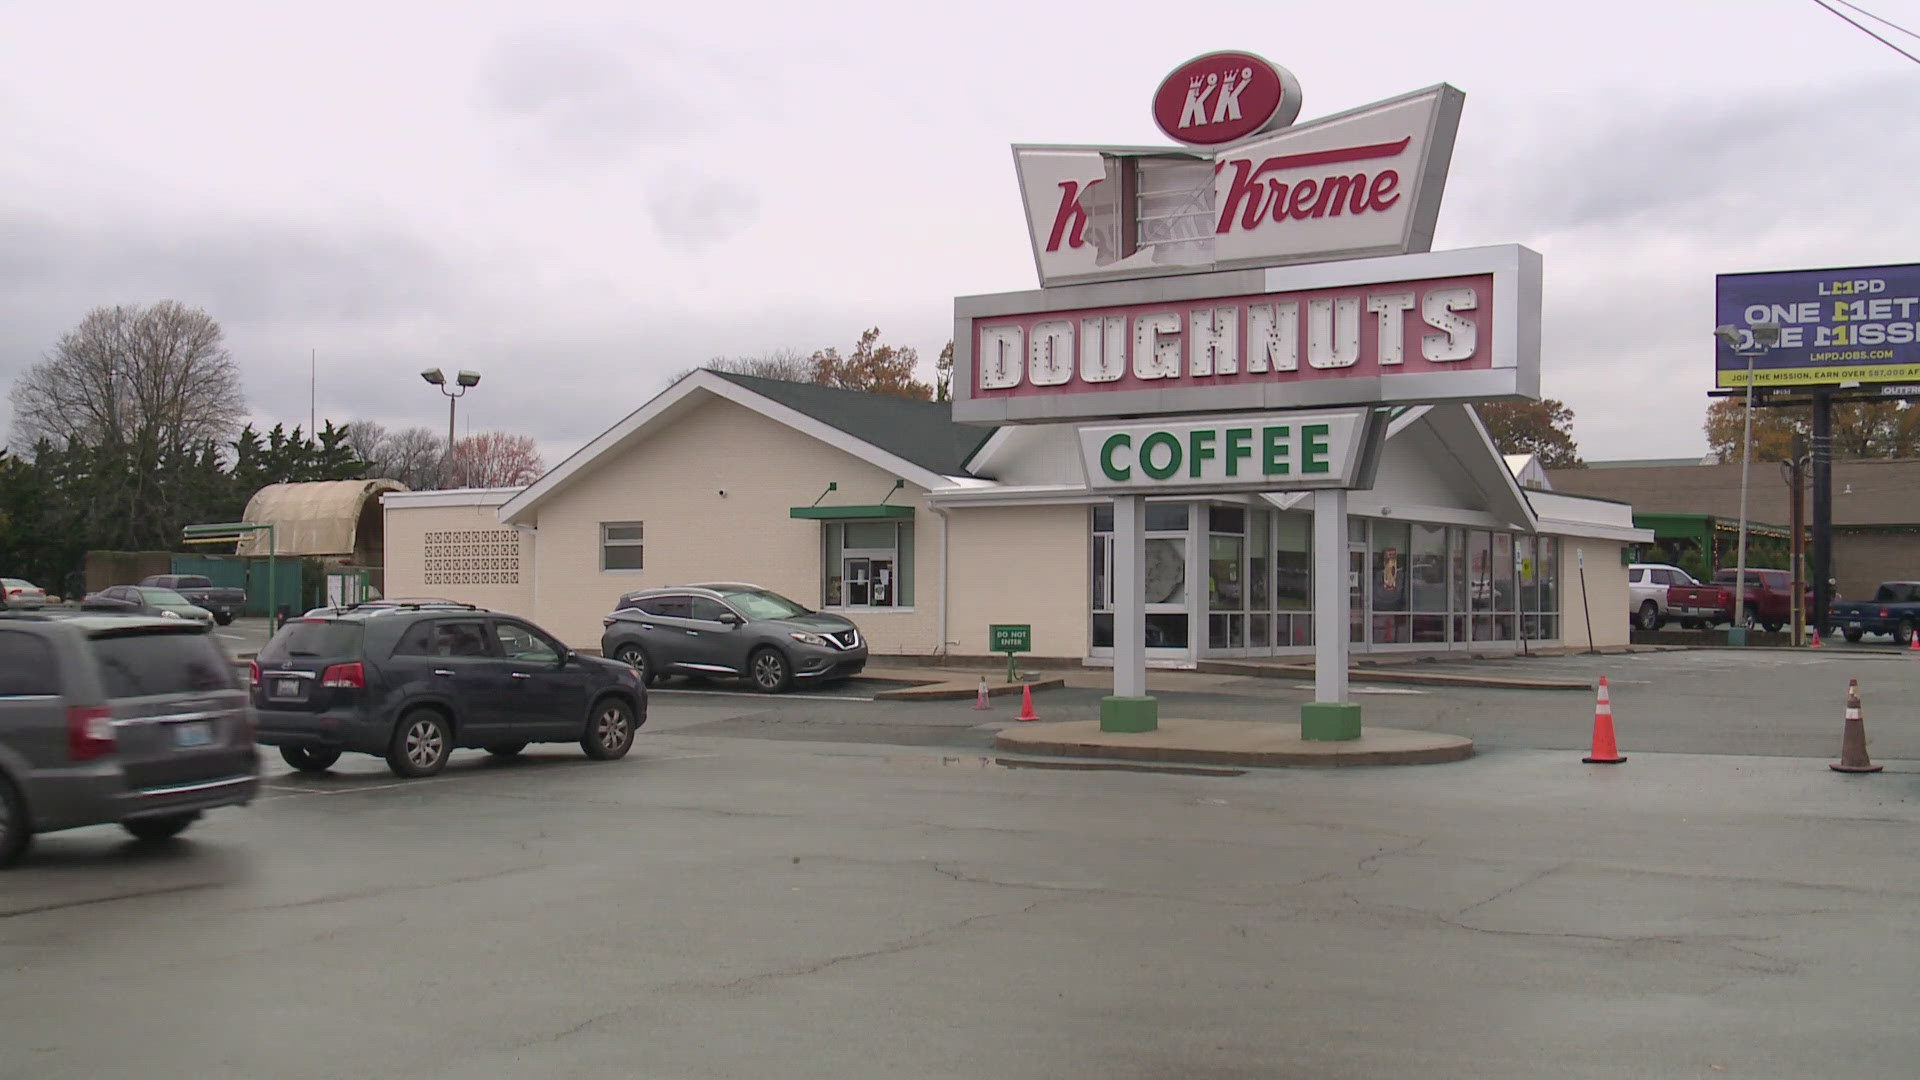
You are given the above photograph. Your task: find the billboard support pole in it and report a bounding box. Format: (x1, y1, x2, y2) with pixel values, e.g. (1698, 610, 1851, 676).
(1733, 355, 1755, 641)
(1811, 390, 1835, 631)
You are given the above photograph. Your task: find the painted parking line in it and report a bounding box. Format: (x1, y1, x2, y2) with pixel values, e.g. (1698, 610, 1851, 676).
(1290, 684, 1428, 695)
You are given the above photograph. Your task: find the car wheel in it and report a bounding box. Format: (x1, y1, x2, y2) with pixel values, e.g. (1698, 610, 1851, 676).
(1899, 619, 1916, 647)
(487, 742, 527, 759)
(1764, 623, 1783, 634)
(614, 643, 658, 686)
(0, 775, 32, 869)
(388, 710, 453, 778)
(214, 613, 234, 626)
(280, 746, 341, 773)
(1635, 601, 1660, 632)
(582, 698, 635, 760)
(750, 648, 792, 694)
(122, 812, 199, 841)
(1845, 627, 1865, 643)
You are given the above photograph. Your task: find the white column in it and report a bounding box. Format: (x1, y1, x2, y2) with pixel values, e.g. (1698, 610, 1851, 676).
(1312, 487, 1348, 703)
(1113, 494, 1146, 698)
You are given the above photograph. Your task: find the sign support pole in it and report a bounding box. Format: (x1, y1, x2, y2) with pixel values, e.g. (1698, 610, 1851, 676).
(1102, 494, 1157, 732)
(1811, 391, 1834, 633)
(1303, 487, 1359, 739)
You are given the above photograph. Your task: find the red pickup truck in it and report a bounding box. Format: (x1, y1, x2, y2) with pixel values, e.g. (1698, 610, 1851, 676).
(1666, 568, 1808, 632)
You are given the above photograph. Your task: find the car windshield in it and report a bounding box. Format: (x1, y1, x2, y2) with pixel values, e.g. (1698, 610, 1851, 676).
(173, 576, 213, 589)
(137, 587, 191, 606)
(720, 589, 811, 620)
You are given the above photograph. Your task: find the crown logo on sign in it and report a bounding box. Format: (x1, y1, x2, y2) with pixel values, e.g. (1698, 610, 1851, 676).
(1189, 74, 1205, 91)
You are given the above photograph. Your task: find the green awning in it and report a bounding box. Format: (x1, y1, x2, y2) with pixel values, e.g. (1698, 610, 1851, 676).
(789, 504, 915, 520)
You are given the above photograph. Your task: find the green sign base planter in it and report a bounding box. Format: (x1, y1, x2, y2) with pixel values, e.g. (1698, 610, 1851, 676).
(1101, 696, 1159, 733)
(1725, 626, 1748, 647)
(1301, 702, 1363, 741)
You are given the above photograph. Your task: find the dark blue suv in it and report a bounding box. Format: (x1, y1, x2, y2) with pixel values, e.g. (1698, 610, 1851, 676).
(252, 605, 645, 778)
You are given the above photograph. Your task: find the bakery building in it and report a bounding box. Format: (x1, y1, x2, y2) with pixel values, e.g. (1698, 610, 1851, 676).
(380, 368, 1647, 663)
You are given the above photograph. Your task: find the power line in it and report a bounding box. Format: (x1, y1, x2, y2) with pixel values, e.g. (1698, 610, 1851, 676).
(1831, 0, 1920, 42)
(1812, 0, 1920, 65)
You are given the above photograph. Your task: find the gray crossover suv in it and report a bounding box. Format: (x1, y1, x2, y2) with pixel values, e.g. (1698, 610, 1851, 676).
(0, 613, 260, 867)
(599, 584, 867, 692)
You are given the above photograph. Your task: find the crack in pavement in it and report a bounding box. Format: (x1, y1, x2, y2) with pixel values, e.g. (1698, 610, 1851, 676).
(237, 864, 547, 913)
(499, 891, 1084, 1052)
(0, 881, 218, 920)
(1455, 860, 1573, 917)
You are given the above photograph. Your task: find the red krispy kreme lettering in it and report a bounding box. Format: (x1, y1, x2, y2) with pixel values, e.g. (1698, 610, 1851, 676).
(1046, 178, 1101, 252)
(1215, 137, 1411, 234)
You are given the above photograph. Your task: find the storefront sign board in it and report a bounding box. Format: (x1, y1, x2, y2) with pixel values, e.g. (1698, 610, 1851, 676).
(953, 244, 1540, 424)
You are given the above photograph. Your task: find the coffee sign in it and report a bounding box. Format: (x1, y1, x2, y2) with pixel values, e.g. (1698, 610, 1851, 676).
(1079, 408, 1385, 493)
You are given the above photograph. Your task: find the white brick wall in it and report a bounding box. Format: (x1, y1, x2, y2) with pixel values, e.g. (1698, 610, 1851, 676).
(381, 501, 536, 618)
(945, 504, 1090, 658)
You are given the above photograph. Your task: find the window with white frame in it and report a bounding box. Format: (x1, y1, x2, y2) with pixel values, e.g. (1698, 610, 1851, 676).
(822, 521, 914, 608)
(601, 522, 644, 571)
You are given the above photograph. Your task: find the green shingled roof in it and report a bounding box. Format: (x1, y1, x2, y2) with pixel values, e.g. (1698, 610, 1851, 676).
(709, 371, 996, 478)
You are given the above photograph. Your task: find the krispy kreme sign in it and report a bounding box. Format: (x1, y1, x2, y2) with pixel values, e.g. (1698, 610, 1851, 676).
(951, 245, 1540, 424)
(1014, 83, 1464, 288)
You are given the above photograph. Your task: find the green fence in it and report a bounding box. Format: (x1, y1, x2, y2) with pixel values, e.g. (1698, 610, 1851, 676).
(169, 554, 309, 618)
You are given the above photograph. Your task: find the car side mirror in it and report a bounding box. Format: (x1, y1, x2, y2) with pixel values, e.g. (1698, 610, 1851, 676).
(556, 648, 573, 666)
(718, 613, 743, 627)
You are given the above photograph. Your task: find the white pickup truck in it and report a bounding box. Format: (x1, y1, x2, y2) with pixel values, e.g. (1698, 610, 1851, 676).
(1628, 562, 1699, 631)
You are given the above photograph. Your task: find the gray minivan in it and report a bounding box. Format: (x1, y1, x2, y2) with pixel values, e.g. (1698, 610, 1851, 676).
(0, 613, 260, 866)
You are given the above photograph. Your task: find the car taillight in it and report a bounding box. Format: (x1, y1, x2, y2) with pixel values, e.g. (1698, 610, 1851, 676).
(321, 662, 365, 689)
(1880, 608, 1891, 618)
(248, 660, 262, 688)
(67, 705, 115, 761)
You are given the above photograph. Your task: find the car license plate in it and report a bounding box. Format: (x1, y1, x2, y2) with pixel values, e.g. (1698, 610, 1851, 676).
(271, 678, 303, 700)
(1849, 622, 1863, 632)
(172, 721, 214, 748)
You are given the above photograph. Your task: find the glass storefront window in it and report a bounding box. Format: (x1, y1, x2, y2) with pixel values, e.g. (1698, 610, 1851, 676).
(1469, 531, 1494, 613)
(1145, 503, 1188, 531)
(1209, 534, 1244, 610)
(1248, 511, 1271, 615)
(1093, 504, 1114, 532)
(1450, 527, 1469, 614)
(1209, 506, 1245, 534)
(1372, 520, 1411, 614)
(1541, 539, 1559, 617)
(1145, 614, 1189, 648)
(1411, 524, 1448, 614)
(1518, 535, 1540, 615)
(1275, 513, 1311, 612)
(1492, 533, 1515, 616)
(1145, 538, 1186, 605)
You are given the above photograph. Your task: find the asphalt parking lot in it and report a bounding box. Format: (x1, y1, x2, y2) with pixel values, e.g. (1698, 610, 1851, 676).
(6, 647, 1920, 1079)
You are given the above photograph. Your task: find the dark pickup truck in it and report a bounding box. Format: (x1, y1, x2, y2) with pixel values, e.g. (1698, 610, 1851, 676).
(1829, 581, 1920, 644)
(138, 574, 246, 626)
(1666, 568, 1807, 632)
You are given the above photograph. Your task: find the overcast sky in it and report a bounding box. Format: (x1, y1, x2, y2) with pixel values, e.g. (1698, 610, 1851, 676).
(4, 0, 1917, 466)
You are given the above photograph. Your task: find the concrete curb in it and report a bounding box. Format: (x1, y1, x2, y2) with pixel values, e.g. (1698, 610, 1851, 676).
(874, 677, 1067, 702)
(1195, 660, 1591, 692)
(995, 719, 1474, 768)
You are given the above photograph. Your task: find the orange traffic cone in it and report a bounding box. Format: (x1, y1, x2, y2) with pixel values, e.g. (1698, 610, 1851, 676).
(1831, 678, 1882, 773)
(1808, 626, 1823, 648)
(1016, 683, 1040, 722)
(972, 675, 990, 711)
(1909, 631, 1918, 654)
(1582, 675, 1625, 764)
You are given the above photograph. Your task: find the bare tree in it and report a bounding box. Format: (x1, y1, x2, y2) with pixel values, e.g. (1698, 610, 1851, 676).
(666, 347, 818, 387)
(343, 419, 449, 489)
(449, 431, 545, 488)
(9, 301, 245, 453)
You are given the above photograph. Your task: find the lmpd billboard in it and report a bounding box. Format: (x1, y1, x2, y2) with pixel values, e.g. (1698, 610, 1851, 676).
(1716, 263, 1920, 389)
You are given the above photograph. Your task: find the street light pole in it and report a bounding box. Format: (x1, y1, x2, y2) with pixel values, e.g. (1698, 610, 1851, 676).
(1715, 323, 1779, 642)
(420, 368, 482, 488)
